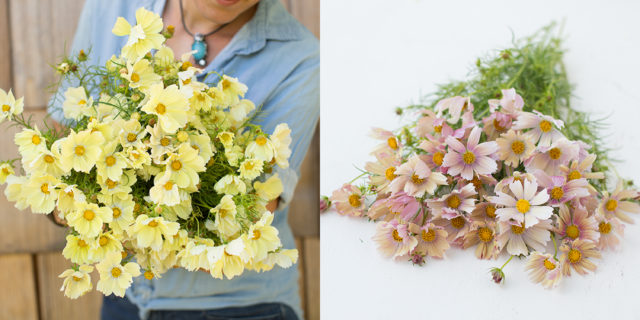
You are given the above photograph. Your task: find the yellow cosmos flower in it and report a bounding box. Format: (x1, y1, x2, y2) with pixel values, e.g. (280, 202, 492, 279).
(27, 149, 65, 177)
(63, 87, 94, 120)
(217, 131, 235, 149)
(253, 174, 283, 201)
(147, 124, 175, 160)
(190, 90, 214, 112)
(239, 158, 264, 180)
(224, 145, 243, 166)
(161, 143, 206, 190)
(189, 133, 214, 163)
(210, 195, 241, 240)
(24, 174, 60, 214)
(124, 146, 152, 169)
(163, 197, 193, 220)
(56, 184, 86, 214)
(124, 58, 161, 90)
(98, 169, 137, 196)
(228, 99, 255, 127)
(270, 123, 292, 168)
(4, 175, 28, 210)
(0, 89, 23, 122)
(59, 265, 94, 299)
(217, 75, 247, 106)
(112, 7, 164, 61)
(149, 176, 181, 206)
(62, 234, 93, 264)
(67, 202, 113, 237)
(251, 249, 298, 272)
(129, 214, 179, 251)
(60, 129, 105, 173)
(207, 238, 247, 280)
(0, 163, 14, 184)
(214, 174, 247, 196)
(244, 212, 281, 262)
(96, 142, 128, 181)
(106, 195, 136, 236)
(245, 135, 275, 163)
(90, 232, 123, 262)
(15, 127, 47, 164)
(118, 118, 146, 149)
(96, 252, 141, 297)
(141, 84, 189, 134)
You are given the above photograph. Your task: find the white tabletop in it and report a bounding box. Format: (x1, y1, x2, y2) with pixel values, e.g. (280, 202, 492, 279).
(320, 0, 640, 319)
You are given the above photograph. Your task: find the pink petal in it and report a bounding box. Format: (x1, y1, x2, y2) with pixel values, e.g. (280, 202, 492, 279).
(461, 165, 474, 180)
(445, 136, 466, 153)
(473, 156, 497, 175)
(474, 141, 498, 156)
(467, 126, 481, 149)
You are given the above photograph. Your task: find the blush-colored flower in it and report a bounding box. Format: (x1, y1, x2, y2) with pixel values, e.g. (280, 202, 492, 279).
(372, 220, 418, 259)
(409, 222, 450, 258)
(443, 126, 498, 180)
(495, 129, 535, 167)
(525, 252, 562, 289)
(482, 111, 513, 140)
(426, 183, 477, 218)
(435, 96, 473, 124)
(487, 179, 553, 226)
(597, 181, 640, 224)
(434, 214, 471, 244)
(525, 138, 579, 176)
(559, 239, 601, 276)
(512, 110, 564, 147)
(365, 152, 400, 195)
(390, 155, 447, 198)
(595, 215, 624, 251)
(330, 184, 364, 216)
(462, 221, 499, 260)
(559, 153, 605, 182)
(496, 219, 551, 256)
(470, 201, 499, 223)
(418, 138, 447, 171)
(533, 170, 590, 207)
(556, 204, 599, 243)
(370, 128, 401, 157)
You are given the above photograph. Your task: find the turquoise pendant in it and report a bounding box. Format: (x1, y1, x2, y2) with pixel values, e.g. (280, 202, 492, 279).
(192, 33, 207, 66)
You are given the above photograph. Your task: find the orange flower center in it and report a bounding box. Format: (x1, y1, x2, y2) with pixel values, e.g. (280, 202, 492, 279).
(130, 73, 140, 83)
(511, 140, 525, 155)
(411, 174, 424, 185)
(516, 199, 530, 213)
(164, 181, 174, 191)
(111, 267, 122, 278)
(112, 207, 122, 218)
(462, 151, 476, 164)
(568, 170, 581, 181)
(548, 147, 561, 160)
(83, 210, 95, 221)
(43, 155, 55, 163)
(155, 103, 166, 115)
(127, 133, 137, 142)
(40, 183, 50, 194)
(171, 160, 182, 171)
(485, 205, 497, 218)
(447, 195, 461, 209)
(31, 135, 41, 145)
(434, 125, 442, 133)
(385, 167, 396, 180)
(256, 136, 267, 146)
(568, 249, 582, 263)
(605, 199, 618, 212)
(511, 223, 525, 234)
(1, 104, 10, 112)
(105, 155, 116, 167)
(550, 187, 564, 200)
(160, 137, 171, 146)
(432, 151, 444, 166)
(391, 229, 403, 242)
(543, 259, 556, 270)
(450, 216, 465, 229)
(144, 271, 154, 280)
(99, 236, 109, 246)
(251, 229, 261, 240)
(493, 118, 506, 132)
(148, 220, 158, 227)
(478, 227, 494, 242)
(106, 179, 117, 189)
(348, 194, 361, 207)
(387, 137, 398, 150)
(421, 229, 436, 242)
(539, 120, 552, 132)
(75, 145, 85, 156)
(598, 221, 612, 234)
(77, 240, 88, 247)
(566, 225, 580, 239)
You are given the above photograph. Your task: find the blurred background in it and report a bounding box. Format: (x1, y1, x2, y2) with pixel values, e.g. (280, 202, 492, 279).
(0, 0, 319, 319)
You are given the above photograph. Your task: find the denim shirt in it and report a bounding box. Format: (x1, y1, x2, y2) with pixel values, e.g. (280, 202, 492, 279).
(47, 1, 319, 319)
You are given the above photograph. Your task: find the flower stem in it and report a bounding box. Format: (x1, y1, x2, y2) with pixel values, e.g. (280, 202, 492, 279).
(500, 255, 514, 270)
(551, 232, 558, 260)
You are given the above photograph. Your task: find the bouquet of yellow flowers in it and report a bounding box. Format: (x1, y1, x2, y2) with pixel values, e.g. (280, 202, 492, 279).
(0, 7, 297, 299)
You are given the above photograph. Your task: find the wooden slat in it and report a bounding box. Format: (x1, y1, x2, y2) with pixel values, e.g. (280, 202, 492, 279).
(295, 237, 306, 317)
(0, 110, 67, 254)
(289, 0, 320, 38)
(288, 126, 320, 237)
(0, 254, 39, 320)
(10, 0, 85, 109)
(36, 252, 103, 320)
(0, 0, 12, 89)
(303, 237, 319, 320)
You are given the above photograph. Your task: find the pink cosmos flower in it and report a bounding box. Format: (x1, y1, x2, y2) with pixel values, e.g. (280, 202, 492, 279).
(330, 184, 364, 216)
(372, 219, 418, 259)
(559, 153, 605, 182)
(533, 170, 590, 207)
(494, 171, 536, 194)
(597, 181, 640, 224)
(434, 214, 471, 244)
(525, 138, 579, 176)
(497, 219, 551, 256)
(495, 129, 536, 168)
(443, 126, 498, 180)
(482, 111, 514, 140)
(369, 128, 401, 157)
(560, 239, 601, 276)
(462, 221, 500, 260)
(415, 110, 439, 138)
(525, 252, 562, 289)
(364, 152, 400, 195)
(496, 88, 525, 115)
(389, 155, 447, 198)
(595, 215, 624, 251)
(487, 179, 553, 226)
(418, 138, 447, 172)
(427, 183, 477, 219)
(435, 96, 474, 124)
(470, 201, 499, 223)
(368, 192, 423, 223)
(409, 222, 450, 258)
(512, 110, 564, 147)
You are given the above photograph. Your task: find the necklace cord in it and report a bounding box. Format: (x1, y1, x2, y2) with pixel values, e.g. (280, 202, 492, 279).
(179, 0, 229, 38)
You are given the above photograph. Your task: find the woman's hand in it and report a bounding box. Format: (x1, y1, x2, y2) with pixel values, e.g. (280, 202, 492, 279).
(266, 198, 279, 213)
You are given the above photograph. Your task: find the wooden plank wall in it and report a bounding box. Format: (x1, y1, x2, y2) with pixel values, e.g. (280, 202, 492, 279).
(0, 0, 320, 319)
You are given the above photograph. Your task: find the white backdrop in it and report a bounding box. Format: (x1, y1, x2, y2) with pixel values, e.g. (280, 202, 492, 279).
(320, 0, 640, 319)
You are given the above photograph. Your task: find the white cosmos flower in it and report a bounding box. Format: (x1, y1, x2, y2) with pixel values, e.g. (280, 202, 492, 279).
(487, 179, 553, 227)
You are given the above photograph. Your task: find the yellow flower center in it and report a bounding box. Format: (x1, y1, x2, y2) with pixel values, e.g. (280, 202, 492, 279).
(391, 229, 403, 242)
(1, 168, 9, 175)
(160, 137, 170, 146)
(1, 104, 10, 112)
(78, 99, 86, 105)
(462, 151, 476, 164)
(411, 174, 424, 185)
(44, 155, 55, 163)
(451, 216, 466, 229)
(421, 229, 436, 242)
(384, 167, 396, 180)
(127, 132, 137, 142)
(568, 170, 582, 181)
(105, 155, 116, 167)
(516, 199, 530, 213)
(112, 207, 121, 218)
(111, 267, 121, 278)
(148, 220, 158, 227)
(432, 151, 444, 166)
(478, 227, 494, 242)
(222, 79, 231, 90)
(99, 236, 109, 246)
(180, 61, 192, 71)
(32, 135, 41, 145)
(72, 276, 82, 281)
(550, 187, 564, 200)
(543, 259, 556, 270)
(605, 199, 618, 212)
(40, 183, 50, 194)
(598, 221, 612, 234)
(511, 140, 525, 155)
(130, 72, 140, 83)
(485, 205, 497, 218)
(511, 223, 525, 234)
(83, 210, 95, 221)
(256, 136, 267, 146)
(348, 194, 361, 207)
(74, 145, 85, 156)
(251, 229, 261, 240)
(155, 103, 166, 115)
(447, 195, 461, 209)
(106, 179, 117, 189)
(163, 181, 174, 191)
(171, 160, 182, 171)
(144, 271, 154, 280)
(568, 249, 582, 263)
(244, 162, 254, 170)
(77, 239, 87, 247)
(434, 125, 442, 133)
(548, 147, 561, 160)
(387, 137, 398, 150)
(539, 120, 552, 132)
(493, 118, 506, 132)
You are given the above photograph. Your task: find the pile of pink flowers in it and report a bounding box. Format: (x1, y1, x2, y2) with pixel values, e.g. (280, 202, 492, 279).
(329, 89, 639, 288)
